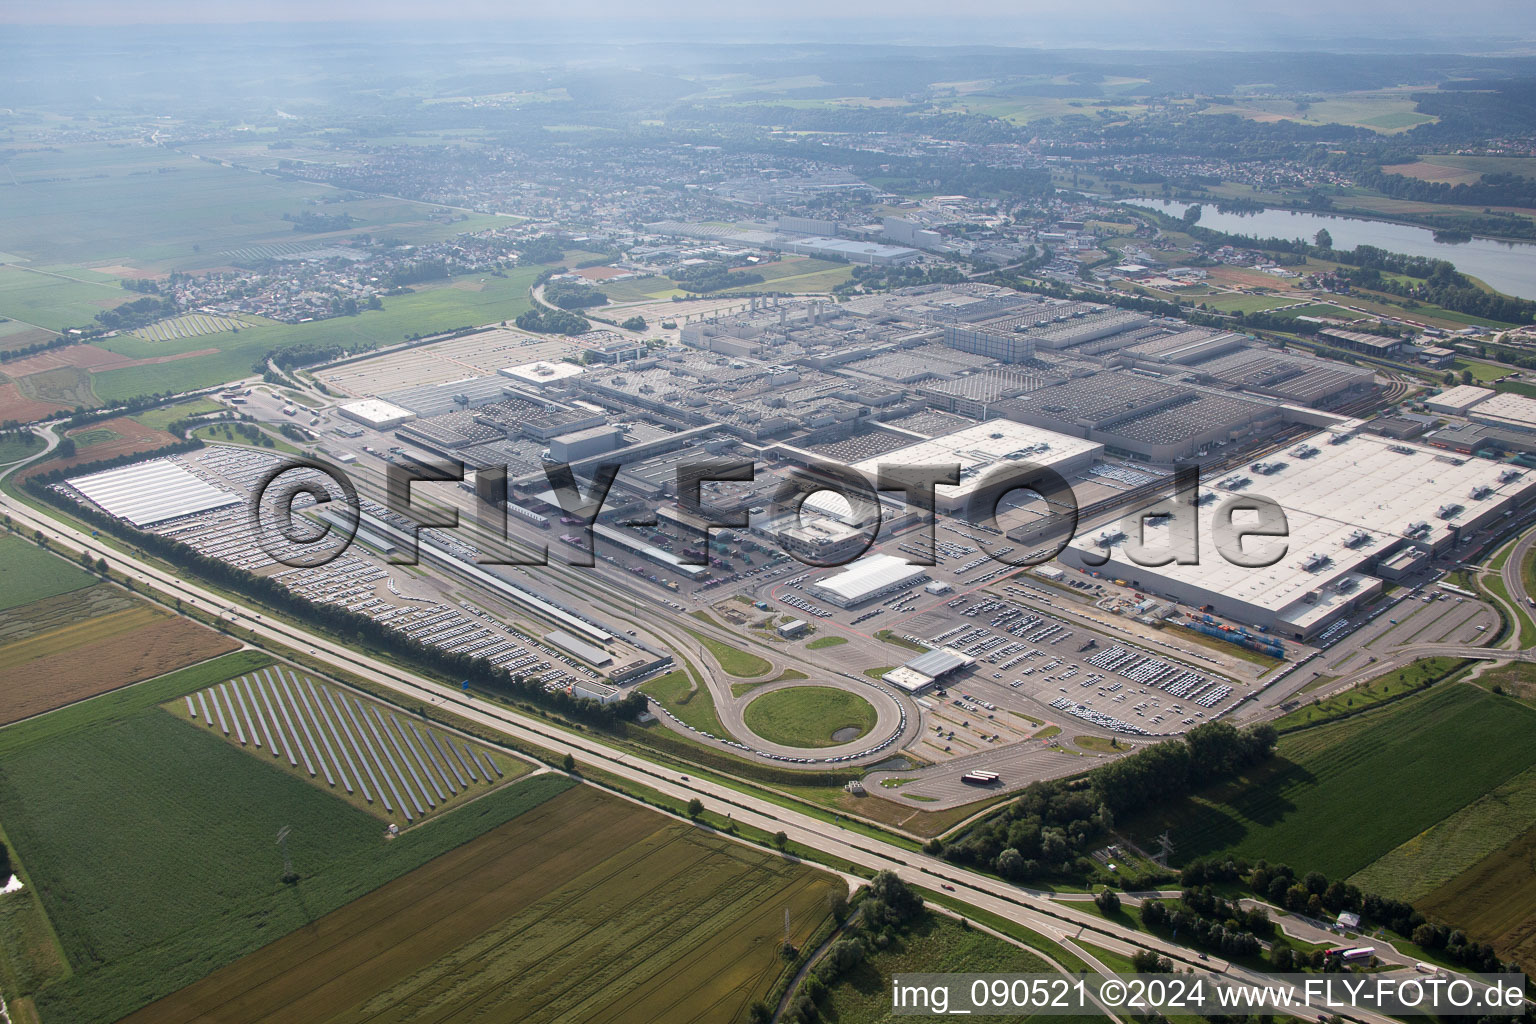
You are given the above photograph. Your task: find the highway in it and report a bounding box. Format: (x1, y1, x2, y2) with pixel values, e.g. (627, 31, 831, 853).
(0, 437, 1415, 1024)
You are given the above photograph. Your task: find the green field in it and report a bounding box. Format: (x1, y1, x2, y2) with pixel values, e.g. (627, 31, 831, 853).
(638, 667, 730, 738)
(742, 686, 878, 748)
(124, 785, 841, 1024)
(1349, 762, 1536, 902)
(806, 636, 847, 650)
(1197, 292, 1301, 314)
(0, 434, 45, 465)
(130, 398, 223, 431)
(88, 266, 542, 401)
(0, 650, 573, 1024)
(0, 143, 500, 273)
(684, 626, 772, 678)
(1126, 684, 1536, 879)
(816, 911, 1081, 1024)
(0, 535, 98, 611)
(0, 265, 129, 333)
(1273, 657, 1466, 729)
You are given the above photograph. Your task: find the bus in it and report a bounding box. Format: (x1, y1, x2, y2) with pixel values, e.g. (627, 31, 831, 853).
(962, 770, 1000, 786)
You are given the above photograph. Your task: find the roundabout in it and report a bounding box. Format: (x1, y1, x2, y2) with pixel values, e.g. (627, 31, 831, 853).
(742, 685, 879, 748)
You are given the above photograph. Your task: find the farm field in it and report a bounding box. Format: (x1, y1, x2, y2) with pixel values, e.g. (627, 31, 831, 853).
(88, 265, 545, 402)
(1124, 684, 1536, 879)
(0, 143, 501, 274)
(165, 665, 527, 825)
(743, 686, 878, 747)
(0, 434, 45, 465)
(1418, 824, 1536, 970)
(1348, 762, 1536, 903)
(0, 581, 239, 725)
(0, 535, 97, 612)
(0, 265, 129, 334)
(123, 785, 842, 1024)
(0, 649, 574, 1024)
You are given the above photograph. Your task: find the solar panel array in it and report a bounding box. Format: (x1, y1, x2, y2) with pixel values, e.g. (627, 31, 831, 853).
(188, 667, 505, 825)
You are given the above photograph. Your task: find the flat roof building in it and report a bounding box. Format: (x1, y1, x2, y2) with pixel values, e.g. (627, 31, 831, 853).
(338, 399, 416, 430)
(1059, 429, 1536, 639)
(1424, 385, 1494, 416)
(67, 459, 240, 527)
(810, 553, 929, 607)
(1469, 391, 1536, 434)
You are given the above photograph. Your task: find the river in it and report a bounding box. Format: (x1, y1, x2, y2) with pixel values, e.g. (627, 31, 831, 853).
(1123, 199, 1536, 301)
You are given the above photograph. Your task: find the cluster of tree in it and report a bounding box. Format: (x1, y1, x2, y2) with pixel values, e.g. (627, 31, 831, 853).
(671, 262, 760, 293)
(201, 422, 276, 448)
(835, 262, 967, 294)
(767, 871, 922, 1024)
(1189, 858, 1517, 974)
(940, 723, 1276, 884)
(263, 343, 358, 372)
(26, 467, 649, 732)
(619, 315, 646, 331)
(284, 210, 356, 233)
(0, 332, 76, 366)
(387, 259, 451, 287)
(515, 308, 590, 335)
(1141, 894, 1266, 959)
(518, 235, 567, 265)
(95, 295, 179, 331)
(542, 279, 609, 309)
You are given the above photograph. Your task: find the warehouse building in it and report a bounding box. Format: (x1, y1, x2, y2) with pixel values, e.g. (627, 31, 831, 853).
(338, 398, 416, 430)
(66, 459, 240, 527)
(839, 418, 1104, 514)
(810, 553, 930, 607)
(1469, 392, 1536, 434)
(883, 647, 976, 693)
(1424, 384, 1495, 416)
(782, 236, 921, 266)
(1058, 429, 1536, 639)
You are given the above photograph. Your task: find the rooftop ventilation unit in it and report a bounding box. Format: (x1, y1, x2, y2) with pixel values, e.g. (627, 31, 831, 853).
(1302, 552, 1331, 572)
(1344, 529, 1373, 549)
(1470, 484, 1494, 500)
(1437, 503, 1463, 519)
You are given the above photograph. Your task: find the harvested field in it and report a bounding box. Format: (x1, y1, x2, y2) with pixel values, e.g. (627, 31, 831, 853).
(125, 785, 842, 1024)
(0, 376, 65, 423)
(0, 344, 136, 376)
(1418, 828, 1536, 971)
(0, 581, 238, 724)
(17, 416, 177, 478)
(14, 365, 95, 410)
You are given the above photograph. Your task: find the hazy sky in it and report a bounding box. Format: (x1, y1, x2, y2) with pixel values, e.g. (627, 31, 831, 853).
(5, 0, 1536, 46)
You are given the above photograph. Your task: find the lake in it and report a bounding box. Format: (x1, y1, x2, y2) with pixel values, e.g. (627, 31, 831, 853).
(1124, 199, 1536, 301)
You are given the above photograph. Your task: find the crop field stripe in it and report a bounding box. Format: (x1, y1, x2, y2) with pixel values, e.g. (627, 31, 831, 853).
(292, 675, 352, 795)
(253, 675, 291, 762)
(185, 695, 196, 719)
(278, 671, 333, 787)
(322, 687, 377, 806)
(426, 729, 469, 790)
(230, 683, 260, 748)
(395, 715, 451, 799)
(410, 721, 459, 795)
(265, 670, 315, 777)
(343, 696, 405, 818)
(241, 678, 278, 755)
(374, 706, 436, 810)
(196, 690, 212, 727)
(257, 672, 299, 768)
(393, 712, 448, 798)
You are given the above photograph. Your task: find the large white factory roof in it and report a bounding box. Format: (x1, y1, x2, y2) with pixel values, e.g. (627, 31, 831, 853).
(338, 398, 416, 429)
(67, 459, 240, 527)
(811, 553, 927, 604)
(500, 360, 585, 387)
(1424, 384, 1494, 416)
(852, 418, 1102, 496)
(1469, 391, 1536, 432)
(1068, 429, 1534, 626)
